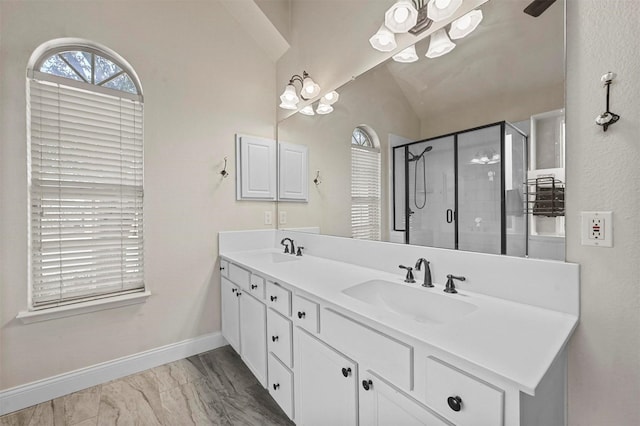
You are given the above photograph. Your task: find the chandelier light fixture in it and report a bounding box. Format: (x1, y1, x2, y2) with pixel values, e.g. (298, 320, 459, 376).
(449, 10, 483, 39)
(279, 71, 321, 110)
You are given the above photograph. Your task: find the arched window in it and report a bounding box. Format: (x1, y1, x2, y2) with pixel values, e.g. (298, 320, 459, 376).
(351, 126, 381, 240)
(26, 40, 145, 311)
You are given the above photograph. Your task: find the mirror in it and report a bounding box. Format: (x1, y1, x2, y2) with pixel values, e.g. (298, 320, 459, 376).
(276, 0, 565, 260)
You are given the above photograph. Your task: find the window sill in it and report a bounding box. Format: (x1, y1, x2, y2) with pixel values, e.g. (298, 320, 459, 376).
(16, 291, 151, 324)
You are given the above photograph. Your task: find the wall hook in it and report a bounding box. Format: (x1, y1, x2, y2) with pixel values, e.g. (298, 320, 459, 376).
(220, 157, 229, 178)
(313, 170, 322, 186)
(595, 71, 620, 132)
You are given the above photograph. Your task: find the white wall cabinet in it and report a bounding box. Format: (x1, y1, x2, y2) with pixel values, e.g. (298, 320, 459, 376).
(294, 328, 358, 426)
(236, 134, 277, 200)
(278, 142, 308, 202)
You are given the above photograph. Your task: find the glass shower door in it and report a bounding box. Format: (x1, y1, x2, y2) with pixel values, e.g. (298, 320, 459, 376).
(406, 136, 455, 249)
(457, 125, 502, 254)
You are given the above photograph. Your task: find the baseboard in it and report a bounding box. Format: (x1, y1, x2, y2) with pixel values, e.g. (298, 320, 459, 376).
(0, 332, 227, 416)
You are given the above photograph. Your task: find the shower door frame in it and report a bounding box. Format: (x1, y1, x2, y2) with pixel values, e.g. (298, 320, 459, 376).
(395, 121, 527, 255)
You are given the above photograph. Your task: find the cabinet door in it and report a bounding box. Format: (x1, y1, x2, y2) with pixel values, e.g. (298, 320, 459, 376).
(278, 142, 308, 201)
(239, 292, 267, 387)
(236, 134, 277, 200)
(294, 328, 358, 426)
(221, 277, 240, 353)
(360, 371, 451, 426)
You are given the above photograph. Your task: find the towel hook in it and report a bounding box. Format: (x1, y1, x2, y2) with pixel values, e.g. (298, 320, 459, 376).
(220, 157, 229, 178)
(313, 170, 322, 186)
(595, 71, 620, 132)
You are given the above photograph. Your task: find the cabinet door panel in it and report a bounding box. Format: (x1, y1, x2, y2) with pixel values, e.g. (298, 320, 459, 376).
(239, 293, 267, 387)
(295, 328, 357, 426)
(221, 277, 240, 353)
(360, 371, 451, 426)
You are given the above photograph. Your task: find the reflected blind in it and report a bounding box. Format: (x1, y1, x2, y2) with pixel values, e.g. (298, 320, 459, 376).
(28, 78, 144, 309)
(351, 145, 381, 240)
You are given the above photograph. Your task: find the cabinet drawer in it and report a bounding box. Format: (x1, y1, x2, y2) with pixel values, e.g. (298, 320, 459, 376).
(321, 308, 413, 391)
(268, 353, 294, 420)
(292, 295, 319, 334)
(229, 263, 251, 291)
(266, 281, 292, 317)
(219, 259, 229, 278)
(425, 357, 504, 426)
(248, 274, 265, 300)
(267, 308, 293, 368)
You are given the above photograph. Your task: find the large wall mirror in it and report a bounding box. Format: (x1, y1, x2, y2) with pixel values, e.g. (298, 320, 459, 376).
(276, 0, 565, 260)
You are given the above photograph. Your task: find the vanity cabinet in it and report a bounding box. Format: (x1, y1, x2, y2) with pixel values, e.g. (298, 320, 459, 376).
(220, 271, 267, 387)
(294, 327, 358, 426)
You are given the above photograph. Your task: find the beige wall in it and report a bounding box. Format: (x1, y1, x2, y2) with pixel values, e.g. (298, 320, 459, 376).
(565, 1, 640, 425)
(278, 65, 421, 240)
(0, 1, 277, 389)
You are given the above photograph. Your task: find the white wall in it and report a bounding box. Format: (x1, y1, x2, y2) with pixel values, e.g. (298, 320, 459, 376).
(0, 1, 277, 390)
(565, 1, 640, 424)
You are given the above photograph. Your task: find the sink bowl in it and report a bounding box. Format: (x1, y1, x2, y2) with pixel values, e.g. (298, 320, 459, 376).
(342, 280, 477, 325)
(268, 253, 300, 263)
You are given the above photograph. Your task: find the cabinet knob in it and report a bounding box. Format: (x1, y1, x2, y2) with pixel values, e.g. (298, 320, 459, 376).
(236, 292, 241, 297)
(220, 266, 225, 271)
(272, 336, 279, 342)
(231, 288, 237, 293)
(273, 383, 280, 390)
(297, 311, 306, 319)
(362, 379, 373, 391)
(447, 396, 462, 412)
(270, 295, 277, 302)
(251, 284, 258, 289)
(341, 367, 352, 377)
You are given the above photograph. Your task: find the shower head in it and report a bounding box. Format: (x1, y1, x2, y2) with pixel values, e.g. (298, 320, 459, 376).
(408, 145, 433, 161)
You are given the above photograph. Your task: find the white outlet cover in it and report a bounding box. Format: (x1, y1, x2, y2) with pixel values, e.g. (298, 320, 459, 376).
(581, 211, 613, 247)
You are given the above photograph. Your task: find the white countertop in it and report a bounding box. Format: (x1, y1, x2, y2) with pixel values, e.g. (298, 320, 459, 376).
(220, 248, 578, 395)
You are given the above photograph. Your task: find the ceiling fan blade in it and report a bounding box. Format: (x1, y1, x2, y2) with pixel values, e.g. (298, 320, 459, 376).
(524, 0, 557, 17)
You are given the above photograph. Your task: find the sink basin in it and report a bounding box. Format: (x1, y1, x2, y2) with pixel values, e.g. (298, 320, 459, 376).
(342, 280, 477, 325)
(268, 253, 300, 263)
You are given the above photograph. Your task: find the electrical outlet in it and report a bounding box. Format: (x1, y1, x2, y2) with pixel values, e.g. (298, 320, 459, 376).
(264, 211, 272, 225)
(279, 211, 287, 225)
(581, 211, 613, 247)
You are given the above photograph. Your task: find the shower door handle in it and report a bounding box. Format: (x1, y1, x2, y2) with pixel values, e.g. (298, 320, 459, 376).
(446, 209, 454, 223)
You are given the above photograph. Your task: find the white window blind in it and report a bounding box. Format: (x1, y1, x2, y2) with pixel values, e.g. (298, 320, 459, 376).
(351, 145, 381, 240)
(28, 78, 144, 309)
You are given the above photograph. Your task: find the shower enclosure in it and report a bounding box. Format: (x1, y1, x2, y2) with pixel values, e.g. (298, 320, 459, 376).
(393, 122, 528, 256)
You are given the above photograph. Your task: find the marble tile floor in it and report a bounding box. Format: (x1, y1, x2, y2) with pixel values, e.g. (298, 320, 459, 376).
(1, 346, 294, 426)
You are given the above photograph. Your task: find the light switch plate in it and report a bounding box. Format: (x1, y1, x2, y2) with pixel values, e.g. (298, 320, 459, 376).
(581, 211, 613, 247)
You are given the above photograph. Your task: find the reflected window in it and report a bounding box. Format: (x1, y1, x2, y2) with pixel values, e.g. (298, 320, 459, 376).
(351, 126, 381, 241)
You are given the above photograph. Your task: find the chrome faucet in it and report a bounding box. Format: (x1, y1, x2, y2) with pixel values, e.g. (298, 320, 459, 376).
(280, 238, 295, 254)
(444, 274, 466, 294)
(399, 265, 416, 283)
(415, 258, 433, 287)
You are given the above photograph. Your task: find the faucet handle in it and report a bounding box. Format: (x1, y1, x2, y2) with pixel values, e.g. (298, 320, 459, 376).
(282, 244, 289, 254)
(296, 246, 304, 256)
(398, 265, 416, 283)
(444, 274, 466, 294)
